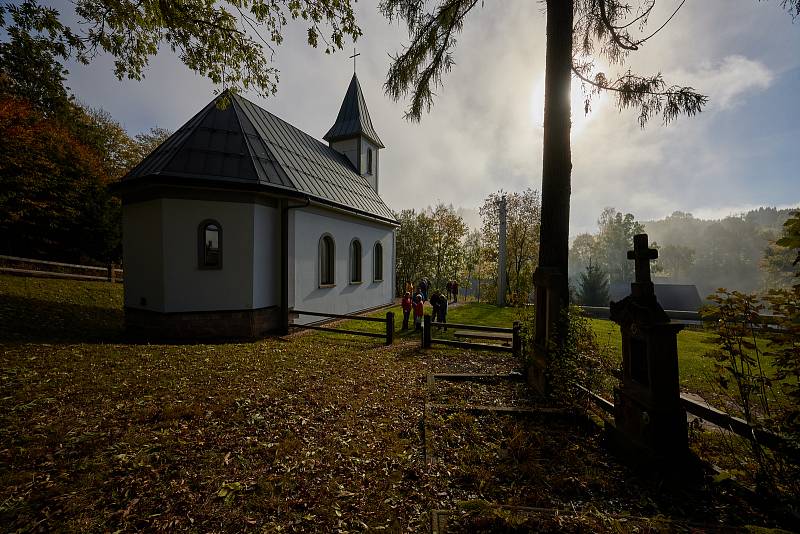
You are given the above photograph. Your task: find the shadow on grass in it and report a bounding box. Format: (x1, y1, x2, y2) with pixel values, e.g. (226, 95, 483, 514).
(0, 294, 125, 343)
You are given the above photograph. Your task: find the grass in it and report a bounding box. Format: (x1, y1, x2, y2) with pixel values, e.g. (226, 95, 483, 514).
(0, 275, 791, 531)
(357, 299, 722, 399)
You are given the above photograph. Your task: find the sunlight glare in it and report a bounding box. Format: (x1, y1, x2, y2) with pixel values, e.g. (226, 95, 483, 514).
(528, 78, 606, 136)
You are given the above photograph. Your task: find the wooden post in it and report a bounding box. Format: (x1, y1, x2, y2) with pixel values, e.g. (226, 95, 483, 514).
(512, 321, 521, 358)
(385, 311, 395, 345)
(107, 263, 115, 282)
(497, 196, 507, 307)
(423, 314, 432, 348)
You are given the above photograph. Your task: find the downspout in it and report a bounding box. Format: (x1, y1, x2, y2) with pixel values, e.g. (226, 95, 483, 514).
(280, 196, 311, 334)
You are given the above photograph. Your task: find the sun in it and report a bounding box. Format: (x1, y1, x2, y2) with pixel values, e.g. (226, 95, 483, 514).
(528, 78, 605, 136)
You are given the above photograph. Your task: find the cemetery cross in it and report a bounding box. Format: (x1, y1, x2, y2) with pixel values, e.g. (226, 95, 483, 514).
(628, 234, 658, 286)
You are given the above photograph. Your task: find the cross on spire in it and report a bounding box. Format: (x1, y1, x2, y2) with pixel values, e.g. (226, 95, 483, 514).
(349, 48, 361, 74)
(627, 234, 658, 285)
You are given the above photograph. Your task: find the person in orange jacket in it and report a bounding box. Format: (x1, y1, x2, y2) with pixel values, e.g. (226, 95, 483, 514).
(401, 291, 413, 330)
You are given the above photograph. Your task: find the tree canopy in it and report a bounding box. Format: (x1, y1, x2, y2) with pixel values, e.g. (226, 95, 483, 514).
(0, 0, 362, 98)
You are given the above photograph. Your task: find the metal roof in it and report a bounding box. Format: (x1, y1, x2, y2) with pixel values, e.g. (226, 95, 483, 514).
(323, 74, 385, 148)
(122, 91, 396, 223)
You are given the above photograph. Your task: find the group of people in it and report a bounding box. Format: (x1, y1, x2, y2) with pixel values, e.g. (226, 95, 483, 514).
(400, 278, 460, 331)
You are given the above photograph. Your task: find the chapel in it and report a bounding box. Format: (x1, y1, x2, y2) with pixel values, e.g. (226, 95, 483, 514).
(115, 74, 398, 338)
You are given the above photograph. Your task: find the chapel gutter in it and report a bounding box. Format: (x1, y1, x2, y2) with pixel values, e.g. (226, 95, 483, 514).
(280, 197, 311, 335)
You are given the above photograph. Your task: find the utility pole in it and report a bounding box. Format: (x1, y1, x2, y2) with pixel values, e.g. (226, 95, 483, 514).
(497, 195, 507, 307)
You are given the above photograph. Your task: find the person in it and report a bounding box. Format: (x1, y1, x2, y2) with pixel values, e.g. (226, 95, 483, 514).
(430, 291, 441, 329)
(413, 294, 424, 331)
(438, 292, 448, 330)
(445, 281, 453, 302)
(420, 278, 429, 302)
(401, 291, 412, 330)
(405, 280, 414, 295)
(452, 280, 459, 302)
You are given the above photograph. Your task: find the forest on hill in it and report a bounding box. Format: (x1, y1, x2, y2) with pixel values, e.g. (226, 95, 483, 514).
(569, 207, 797, 303)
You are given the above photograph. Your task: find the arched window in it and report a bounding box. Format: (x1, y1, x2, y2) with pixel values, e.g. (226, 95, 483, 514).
(366, 147, 373, 174)
(373, 242, 383, 282)
(198, 220, 222, 269)
(319, 234, 335, 286)
(350, 239, 362, 283)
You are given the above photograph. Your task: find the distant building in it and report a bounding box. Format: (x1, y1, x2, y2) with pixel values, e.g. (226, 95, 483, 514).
(115, 74, 397, 339)
(609, 282, 703, 312)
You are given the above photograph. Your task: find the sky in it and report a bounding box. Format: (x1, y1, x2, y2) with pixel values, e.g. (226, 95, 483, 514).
(57, 0, 800, 235)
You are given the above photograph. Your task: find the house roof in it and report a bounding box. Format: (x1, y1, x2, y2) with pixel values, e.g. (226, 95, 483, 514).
(610, 282, 703, 312)
(121, 91, 396, 224)
(323, 74, 385, 148)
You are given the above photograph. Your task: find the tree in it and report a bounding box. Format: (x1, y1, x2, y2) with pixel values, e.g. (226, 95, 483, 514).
(777, 211, 800, 280)
(479, 189, 541, 304)
(765, 211, 800, 290)
(379, 0, 799, 350)
(658, 244, 695, 282)
(595, 207, 647, 283)
(461, 229, 483, 300)
(568, 232, 598, 278)
(429, 203, 467, 289)
(0, 0, 361, 99)
(0, 95, 118, 262)
(133, 127, 173, 163)
(0, 8, 71, 118)
(578, 260, 610, 307)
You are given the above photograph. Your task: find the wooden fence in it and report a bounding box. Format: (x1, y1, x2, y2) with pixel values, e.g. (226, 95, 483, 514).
(290, 309, 395, 346)
(421, 314, 522, 357)
(0, 254, 123, 283)
(577, 384, 799, 459)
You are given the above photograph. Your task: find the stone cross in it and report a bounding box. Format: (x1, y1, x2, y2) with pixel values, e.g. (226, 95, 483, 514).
(627, 234, 658, 284)
(350, 48, 361, 74)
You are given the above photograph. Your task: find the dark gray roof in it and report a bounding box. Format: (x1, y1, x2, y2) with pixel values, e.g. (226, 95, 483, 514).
(323, 74, 385, 148)
(122, 91, 396, 223)
(610, 282, 703, 311)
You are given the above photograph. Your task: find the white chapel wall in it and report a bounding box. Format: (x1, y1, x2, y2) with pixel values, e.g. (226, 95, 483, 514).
(292, 206, 394, 324)
(160, 198, 256, 312)
(329, 137, 359, 170)
(252, 203, 280, 309)
(122, 199, 165, 311)
(359, 138, 379, 193)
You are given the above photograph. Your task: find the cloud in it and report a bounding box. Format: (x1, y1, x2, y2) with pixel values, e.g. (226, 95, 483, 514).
(675, 55, 774, 110)
(55, 0, 798, 239)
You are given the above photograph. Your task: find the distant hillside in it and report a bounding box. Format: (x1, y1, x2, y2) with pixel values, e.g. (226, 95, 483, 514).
(642, 207, 796, 298)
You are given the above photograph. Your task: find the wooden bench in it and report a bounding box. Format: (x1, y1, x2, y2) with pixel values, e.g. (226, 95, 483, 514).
(453, 330, 513, 346)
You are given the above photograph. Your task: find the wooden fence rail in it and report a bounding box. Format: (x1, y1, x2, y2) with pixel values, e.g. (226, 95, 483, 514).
(577, 384, 799, 459)
(0, 254, 123, 283)
(421, 314, 521, 357)
(290, 309, 395, 346)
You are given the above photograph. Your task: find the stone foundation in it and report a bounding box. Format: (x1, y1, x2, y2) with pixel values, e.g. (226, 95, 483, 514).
(125, 306, 281, 340)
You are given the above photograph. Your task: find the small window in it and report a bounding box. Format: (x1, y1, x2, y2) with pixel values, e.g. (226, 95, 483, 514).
(350, 239, 362, 283)
(366, 147, 373, 174)
(198, 220, 222, 269)
(373, 242, 383, 281)
(319, 235, 335, 286)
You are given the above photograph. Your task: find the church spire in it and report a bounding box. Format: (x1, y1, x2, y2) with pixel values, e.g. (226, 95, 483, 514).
(324, 73, 385, 148)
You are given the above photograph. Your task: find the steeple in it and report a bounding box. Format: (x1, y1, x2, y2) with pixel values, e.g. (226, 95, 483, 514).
(324, 73, 384, 193)
(324, 73, 384, 148)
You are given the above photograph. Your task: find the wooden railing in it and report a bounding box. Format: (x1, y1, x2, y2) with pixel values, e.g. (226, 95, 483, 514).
(421, 314, 522, 356)
(290, 309, 395, 346)
(577, 384, 799, 458)
(0, 254, 123, 283)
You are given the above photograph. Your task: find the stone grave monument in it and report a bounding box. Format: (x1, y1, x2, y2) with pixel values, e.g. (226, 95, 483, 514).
(610, 234, 689, 462)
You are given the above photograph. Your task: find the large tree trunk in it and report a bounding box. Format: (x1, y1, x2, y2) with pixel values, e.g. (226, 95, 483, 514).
(531, 0, 573, 385)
